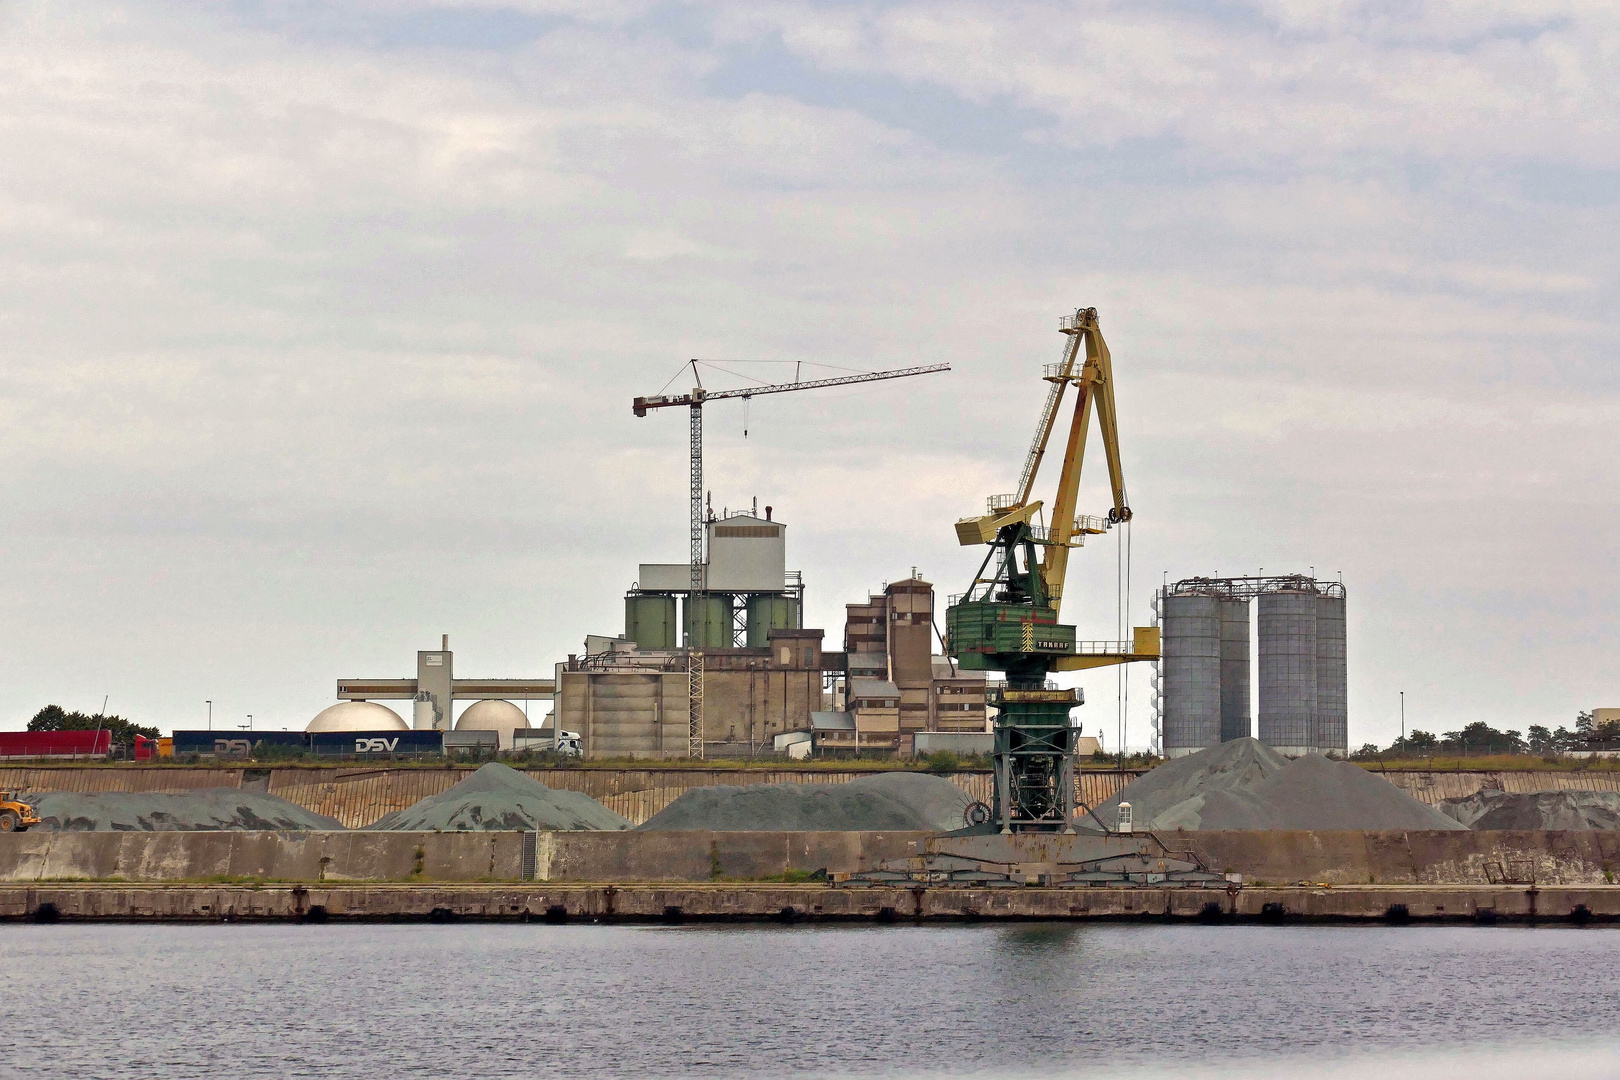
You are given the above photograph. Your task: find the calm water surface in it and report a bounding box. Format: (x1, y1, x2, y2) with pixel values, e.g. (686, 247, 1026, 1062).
(3, 923, 1615, 1079)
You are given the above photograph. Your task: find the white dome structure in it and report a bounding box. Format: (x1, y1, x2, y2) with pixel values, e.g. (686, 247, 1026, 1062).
(455, 699, 529, 750)
(307, 700, 408, 733)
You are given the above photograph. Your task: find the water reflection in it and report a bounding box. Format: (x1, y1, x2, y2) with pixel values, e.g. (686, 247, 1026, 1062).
(3, 922, 1613, 1079)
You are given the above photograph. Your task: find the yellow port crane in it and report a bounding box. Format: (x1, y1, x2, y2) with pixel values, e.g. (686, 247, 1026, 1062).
(946, 307, 1157, 831)
(951, 307, 1158, 671)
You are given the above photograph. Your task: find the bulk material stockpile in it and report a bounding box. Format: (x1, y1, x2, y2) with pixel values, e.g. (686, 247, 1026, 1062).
(1085, 738, 1466, 832)
(33, 789, 344, 831)
(638, 772, 971, 832)
(368, 762, 631, 831)
(1438, 789, 1620, 830)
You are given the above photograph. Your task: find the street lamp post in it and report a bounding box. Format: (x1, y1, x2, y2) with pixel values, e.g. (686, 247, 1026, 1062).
(206, 700, 212, 731)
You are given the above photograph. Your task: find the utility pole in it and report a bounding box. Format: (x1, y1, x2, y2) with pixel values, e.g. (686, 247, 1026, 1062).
(1400, 691, 1405, 749)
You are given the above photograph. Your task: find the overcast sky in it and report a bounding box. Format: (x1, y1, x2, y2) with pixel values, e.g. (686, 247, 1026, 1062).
(2, 0, 1614, 746)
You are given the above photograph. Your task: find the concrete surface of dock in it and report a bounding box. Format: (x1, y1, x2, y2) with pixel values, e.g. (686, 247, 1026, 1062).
(4, 882, 1619, 923)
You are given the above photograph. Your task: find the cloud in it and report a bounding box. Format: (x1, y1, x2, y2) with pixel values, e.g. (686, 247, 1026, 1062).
(0, 0, 1614, 743)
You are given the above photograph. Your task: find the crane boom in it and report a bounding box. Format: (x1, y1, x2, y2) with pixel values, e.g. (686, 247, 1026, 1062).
(1040, 308, 1130, 614)
(633, 364, 950, 415)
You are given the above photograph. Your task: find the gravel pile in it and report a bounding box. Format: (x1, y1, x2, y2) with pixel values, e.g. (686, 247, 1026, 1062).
(1085, 738, 1465, 832)
(1437, 789, 1620, 830)
(637, 772, 970, 832)
(368, 763, 631, 831)
(1087, 738, 1289, 830)
(33, 789, 344, 831)
(1247, 753, 1464, 831)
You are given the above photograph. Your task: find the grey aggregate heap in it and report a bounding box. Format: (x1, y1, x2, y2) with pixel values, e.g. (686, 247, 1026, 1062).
(637, 771, 971, 832)
(1085, 738, 1465, 831)
(1438, 789, 1620, 830)
(367, 762, 631, 831)
(33, 789, 344, 831)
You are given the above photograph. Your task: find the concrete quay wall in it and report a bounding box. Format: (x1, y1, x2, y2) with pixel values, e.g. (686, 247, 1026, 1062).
(4, 883, 1619, 924)
(4, 829, 1619, 886)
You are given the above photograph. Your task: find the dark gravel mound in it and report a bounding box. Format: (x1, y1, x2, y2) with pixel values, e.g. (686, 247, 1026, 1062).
(1438, 789, 1620, 830)
(1084, 738, 1289, 831)
(637, 772, 965, 832)
(1081, 738, 1465, 831)
(1248, 753, 1465, 831)
(33, 789, 344, 831)
(367, 762, 630, 831)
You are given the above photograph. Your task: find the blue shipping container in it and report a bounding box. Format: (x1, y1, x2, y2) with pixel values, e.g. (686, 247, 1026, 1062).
(307, 730, 444, 757)
(171, 730, 307, 756)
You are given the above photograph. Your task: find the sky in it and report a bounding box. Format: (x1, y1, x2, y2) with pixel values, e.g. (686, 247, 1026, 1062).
(1, 0, 1615, 747)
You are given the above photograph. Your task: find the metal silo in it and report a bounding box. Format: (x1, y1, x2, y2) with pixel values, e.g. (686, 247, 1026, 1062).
(1257, 590, 1318, 755)
(1219, 598, 1250, 742)
(1315, 593, 1348, 754)
(684, 594, 734, 649)
(1162, 593, 1221, 757)
(625, 594, 678, 650)
(744, 594, 800, 647)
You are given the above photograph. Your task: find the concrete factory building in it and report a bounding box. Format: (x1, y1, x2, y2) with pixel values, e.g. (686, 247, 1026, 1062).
(1156, 575, 1347, 758)
(839, 575, 990, 755)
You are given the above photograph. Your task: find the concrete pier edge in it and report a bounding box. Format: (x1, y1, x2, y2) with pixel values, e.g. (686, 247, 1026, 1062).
(4, 883, 1620, 923)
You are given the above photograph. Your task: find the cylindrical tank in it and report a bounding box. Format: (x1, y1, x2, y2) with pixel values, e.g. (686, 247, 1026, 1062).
(744, 594, 800, 648)
(1219, 598, 1251, 742)
(1315, 594, 1348, 754)
(685, 594, 733, 649)
(412, 693, 436, 731)
(1162, 593, 1221, 757)
(625, 594, 678, 650)
(1258, 591, 1318, 755)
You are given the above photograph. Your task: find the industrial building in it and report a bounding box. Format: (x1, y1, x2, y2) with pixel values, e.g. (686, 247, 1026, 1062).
(554, 628, 828, 758)
(324, 637, 555, 751)
(1154, 575, 1347, 758)
(833, 575, 990, 755)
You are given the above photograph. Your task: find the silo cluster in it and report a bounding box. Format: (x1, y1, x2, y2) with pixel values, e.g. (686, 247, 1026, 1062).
(1158, 576, 1347, 758)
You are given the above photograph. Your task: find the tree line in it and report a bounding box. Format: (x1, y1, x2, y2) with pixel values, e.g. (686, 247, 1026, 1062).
(1352, 712, 1619, 759)
(27, 705, 160, 748)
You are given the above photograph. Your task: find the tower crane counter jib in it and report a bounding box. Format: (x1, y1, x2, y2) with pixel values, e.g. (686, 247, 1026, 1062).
(947, 307, 1159, 834)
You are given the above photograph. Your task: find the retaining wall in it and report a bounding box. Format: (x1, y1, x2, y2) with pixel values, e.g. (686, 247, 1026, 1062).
(4, 883, 1619, 923)
(4, 829, 1619, 886)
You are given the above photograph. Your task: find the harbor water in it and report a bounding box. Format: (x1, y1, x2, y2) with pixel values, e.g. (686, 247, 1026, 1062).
(3, 922, 1615, 1078)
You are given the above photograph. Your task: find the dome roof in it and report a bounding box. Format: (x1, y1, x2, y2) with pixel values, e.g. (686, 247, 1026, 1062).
(455, 699, 530, 749)
(455, 699, 529, 731)
(307, 700, 408, 733)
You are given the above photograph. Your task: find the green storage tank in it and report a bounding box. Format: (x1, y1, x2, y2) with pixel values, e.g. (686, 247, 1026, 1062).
(624, 594, 678, 650)
(685, 594, 734, 649)
(744, 594, 801, 648)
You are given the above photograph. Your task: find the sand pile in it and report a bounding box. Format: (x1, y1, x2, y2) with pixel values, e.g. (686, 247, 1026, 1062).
(368, 763, 631, 831)
(1437, 789, 1620, 830)
(33, 789, 344, 831)
(1084, 738, 1465, 832)
(637, 772, 970, 832)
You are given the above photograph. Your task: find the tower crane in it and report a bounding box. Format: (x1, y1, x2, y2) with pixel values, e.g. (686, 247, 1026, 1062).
(946, 308, 1159, 832)
(633, 360, 949, 758)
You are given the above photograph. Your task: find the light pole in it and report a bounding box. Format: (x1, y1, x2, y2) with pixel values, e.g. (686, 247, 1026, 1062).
(1400, 691, 1405, 749)
(206, 700, 212, 731)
